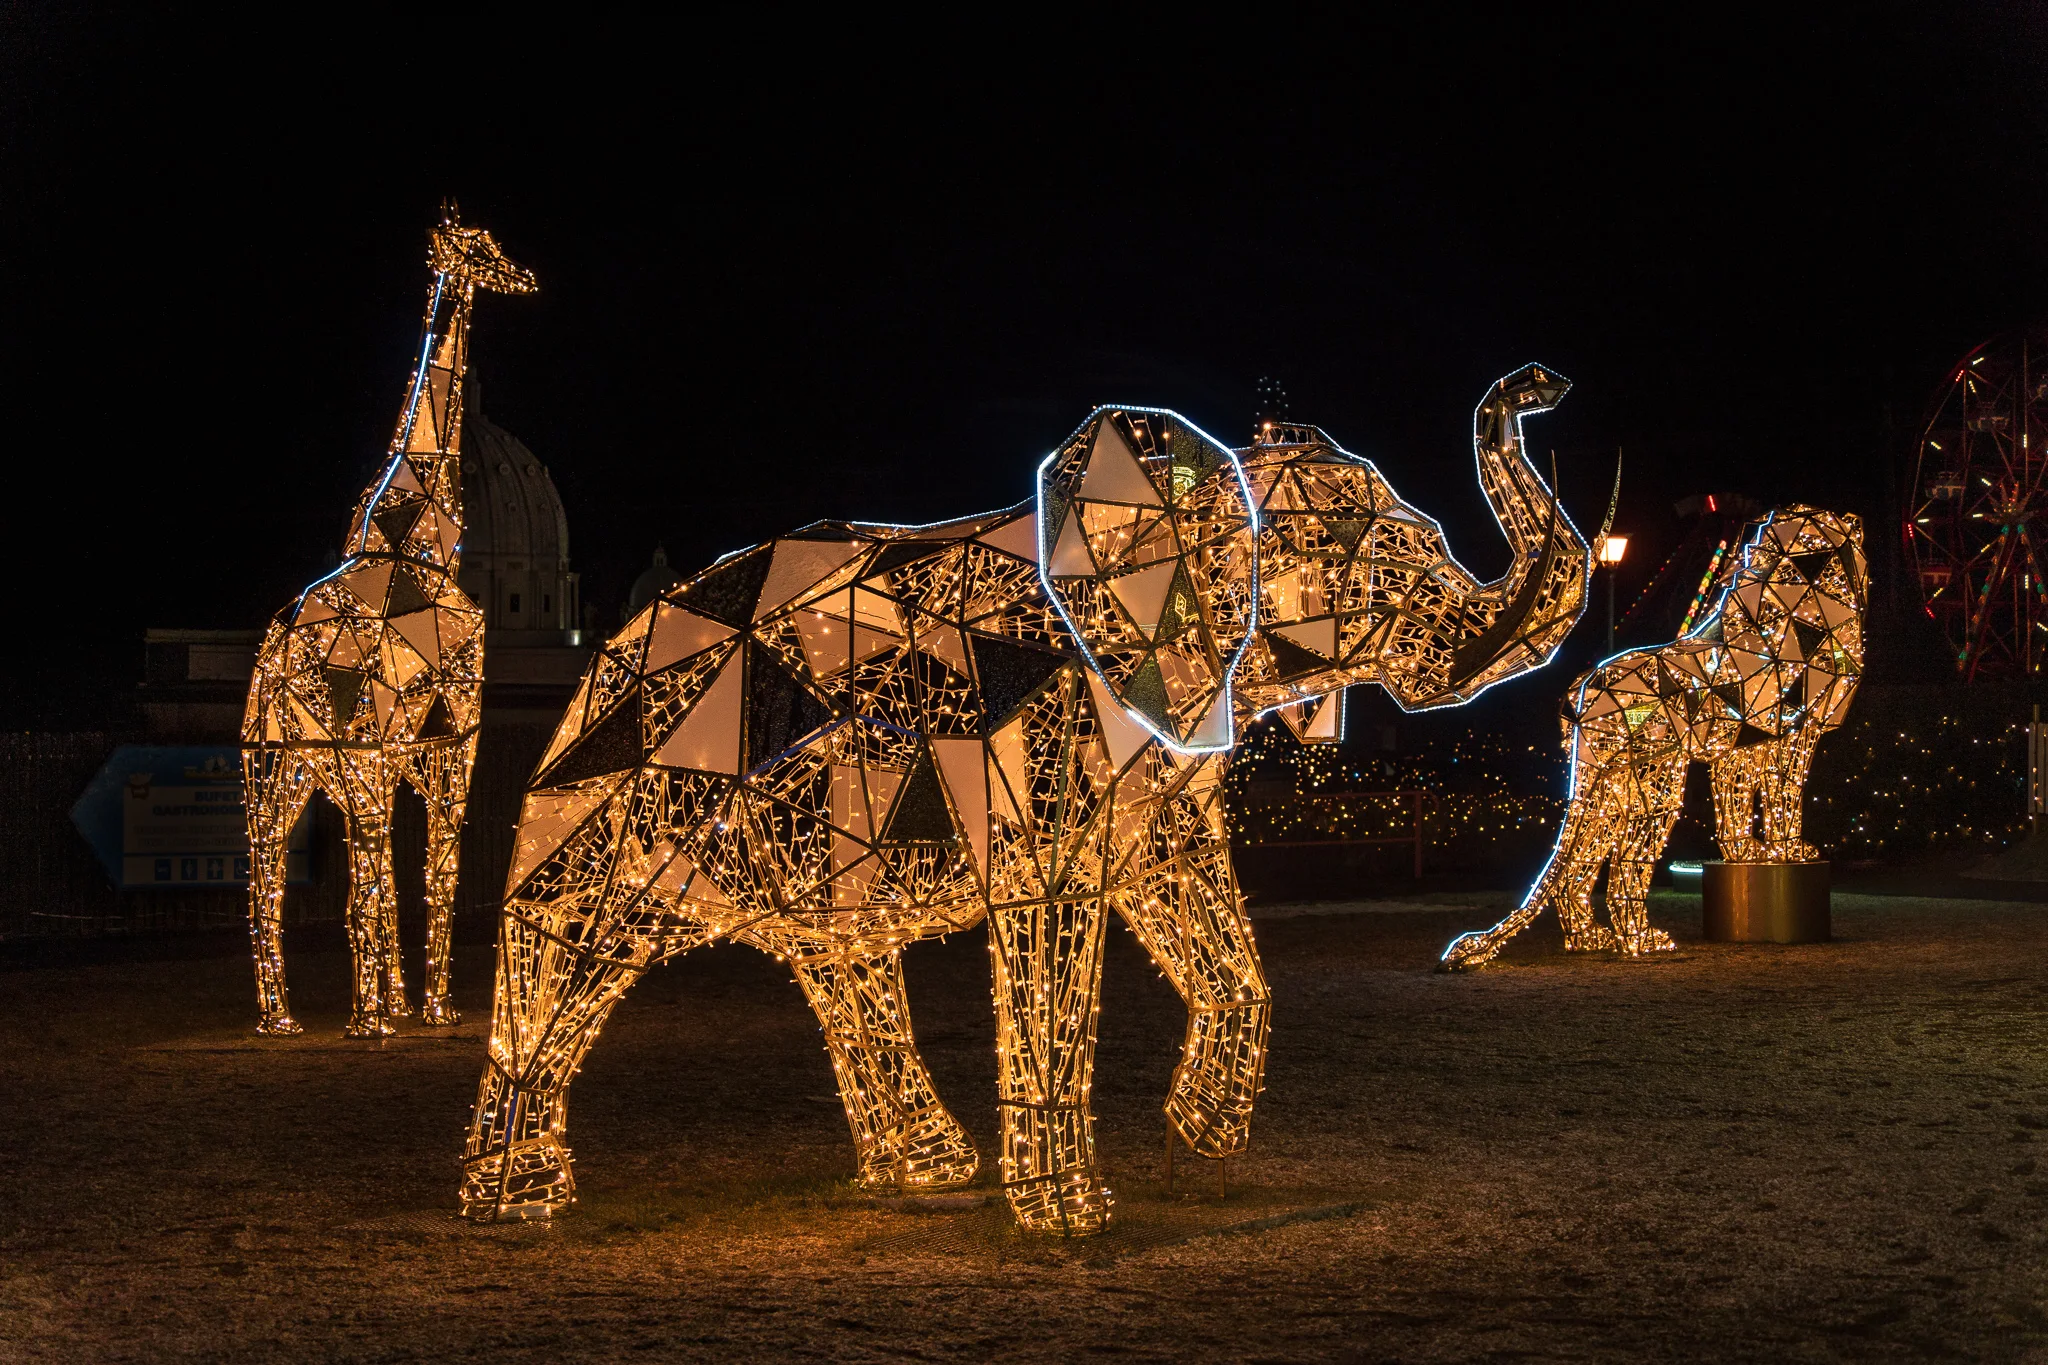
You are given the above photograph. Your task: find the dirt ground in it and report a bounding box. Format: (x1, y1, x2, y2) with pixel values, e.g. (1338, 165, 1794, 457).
(5, 889, 2048, 1362)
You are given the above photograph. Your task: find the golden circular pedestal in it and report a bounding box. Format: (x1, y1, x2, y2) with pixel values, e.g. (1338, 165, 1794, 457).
(1701, 861, 1831, 944)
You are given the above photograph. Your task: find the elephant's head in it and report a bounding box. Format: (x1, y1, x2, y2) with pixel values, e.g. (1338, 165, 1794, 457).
(1038, 365, 1591, 750)
(1037, 408, 1258, 751)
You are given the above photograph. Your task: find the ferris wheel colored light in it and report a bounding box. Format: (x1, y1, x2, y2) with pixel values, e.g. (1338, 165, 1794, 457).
(1905, 324, 2048, 679)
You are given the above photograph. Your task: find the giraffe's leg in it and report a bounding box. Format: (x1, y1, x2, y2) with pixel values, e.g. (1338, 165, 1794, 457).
(412, 736, 476, 1026)
(1609, 755, 1688, 957)
(1110, 824, 1269, 1159)
(989, 893, 1112, 1235)
(336, 759, 398, 1037)
(1758, 729, 1822, 862)
(244, 747, 314, 1035)
(788, 945, 977, 1191)
(374, 775, 410, 1021)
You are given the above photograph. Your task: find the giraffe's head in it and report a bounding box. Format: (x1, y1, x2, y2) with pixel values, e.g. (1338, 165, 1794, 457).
(428, 205, 538, 295)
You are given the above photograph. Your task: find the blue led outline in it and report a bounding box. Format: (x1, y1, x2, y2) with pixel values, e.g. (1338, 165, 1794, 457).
(353, 272, 449, 557)
(1242, 363, 1587, 725)
(674, 368, 1578, 758)
(1444, 509, 1784, 959)
(1035, 405, 1260, 757)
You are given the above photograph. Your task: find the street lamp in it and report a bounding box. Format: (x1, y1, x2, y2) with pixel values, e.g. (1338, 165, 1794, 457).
(1597, 533, 1628, 654)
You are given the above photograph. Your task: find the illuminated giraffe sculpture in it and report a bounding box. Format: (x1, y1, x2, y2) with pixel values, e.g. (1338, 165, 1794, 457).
(1442, 506, 1867, 970)
(459, 365, 1590, 1232)
(241, 210, 536, 1036)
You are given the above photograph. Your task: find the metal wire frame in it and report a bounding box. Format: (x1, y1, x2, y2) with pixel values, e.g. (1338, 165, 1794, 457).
(1442, 506, 1868, 970)
(460, 366, 1590, 1233)
(241, 210, 535, 1036)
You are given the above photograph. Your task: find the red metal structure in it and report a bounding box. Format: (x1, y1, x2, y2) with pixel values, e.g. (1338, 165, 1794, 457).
(1906, 325, 2048, 679)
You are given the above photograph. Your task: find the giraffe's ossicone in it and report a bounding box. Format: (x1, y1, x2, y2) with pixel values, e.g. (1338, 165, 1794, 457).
(1442, 505, 1868, 971)
(241, 209, 535, 1037)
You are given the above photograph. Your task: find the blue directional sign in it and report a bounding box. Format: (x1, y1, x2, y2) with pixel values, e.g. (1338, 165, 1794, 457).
(71, 746, 312, 889)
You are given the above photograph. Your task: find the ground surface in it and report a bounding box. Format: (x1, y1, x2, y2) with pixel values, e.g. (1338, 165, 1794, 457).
(5, 889, 2048, 1362)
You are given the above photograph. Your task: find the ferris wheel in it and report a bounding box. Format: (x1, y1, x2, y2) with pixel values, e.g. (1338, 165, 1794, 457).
(1906, 325, 2048, 679)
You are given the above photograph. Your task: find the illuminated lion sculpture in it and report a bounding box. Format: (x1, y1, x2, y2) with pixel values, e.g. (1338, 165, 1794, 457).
(461, 365, 1591, 1233)
(1442, 505, 1866, 971)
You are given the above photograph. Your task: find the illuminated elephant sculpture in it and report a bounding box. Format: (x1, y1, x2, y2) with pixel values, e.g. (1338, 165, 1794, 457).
(461, 364, 1590, 1233)
(1442, 505, 1867, 971)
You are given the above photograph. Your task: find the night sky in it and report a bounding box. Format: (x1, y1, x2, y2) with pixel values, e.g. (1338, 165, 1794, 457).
(6, 9, 2045, 727)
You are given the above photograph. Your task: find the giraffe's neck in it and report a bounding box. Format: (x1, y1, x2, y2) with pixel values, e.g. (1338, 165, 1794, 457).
(347, 274, 475, 576)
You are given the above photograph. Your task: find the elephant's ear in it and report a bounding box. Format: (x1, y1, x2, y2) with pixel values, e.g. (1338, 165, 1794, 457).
(1037, 407, 1257, 752)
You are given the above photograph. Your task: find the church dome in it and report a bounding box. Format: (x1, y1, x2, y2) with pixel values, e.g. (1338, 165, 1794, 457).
(463, 411, 570, 564)
(456, 409, 582, 645)
(625, 546, 684, 620)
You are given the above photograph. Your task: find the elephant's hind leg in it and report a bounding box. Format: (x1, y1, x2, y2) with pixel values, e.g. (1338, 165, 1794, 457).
(244, 747, 315, 1034)
(791, 947, 977, 1191)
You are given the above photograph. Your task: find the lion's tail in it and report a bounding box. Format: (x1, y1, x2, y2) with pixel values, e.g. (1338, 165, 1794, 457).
(1438, 772, 1590, 971)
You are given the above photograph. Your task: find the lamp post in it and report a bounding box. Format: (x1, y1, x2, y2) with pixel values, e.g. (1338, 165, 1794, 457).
(1597, 533, 1629, 654)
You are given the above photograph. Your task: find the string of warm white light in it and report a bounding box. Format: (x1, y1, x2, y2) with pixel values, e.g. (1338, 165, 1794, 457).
(241, 209, 535, 1036)
(1442, 505, 1867, 970)
(459, 366, 1589, 1233)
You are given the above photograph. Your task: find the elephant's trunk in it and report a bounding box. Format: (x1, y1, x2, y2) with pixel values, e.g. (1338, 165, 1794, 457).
(1440, 364, 1591, 699)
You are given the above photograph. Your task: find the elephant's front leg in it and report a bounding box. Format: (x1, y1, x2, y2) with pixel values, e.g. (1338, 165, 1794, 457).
(989, 894, 1111, 1235)
(790, 947, 977, 1191)
(1111, 809, 1269, 1158)
(459, 906, 646, 1220)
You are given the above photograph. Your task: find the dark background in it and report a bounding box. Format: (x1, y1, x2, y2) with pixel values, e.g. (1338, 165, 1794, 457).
(4, 7, 2045, 729)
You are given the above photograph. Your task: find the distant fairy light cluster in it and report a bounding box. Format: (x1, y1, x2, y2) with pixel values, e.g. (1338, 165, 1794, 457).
(1808, 716, 2031, 854)
(1223, 720, 1563, 855)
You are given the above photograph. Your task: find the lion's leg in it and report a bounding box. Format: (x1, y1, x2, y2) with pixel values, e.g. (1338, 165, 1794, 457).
(1609, 754, 1687, 957)
(1555, 765, 1626, 953)
(788, 944, 977, 1192)
(1758, 728, 1822, 862)
(1711, 751, 1765, 864)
